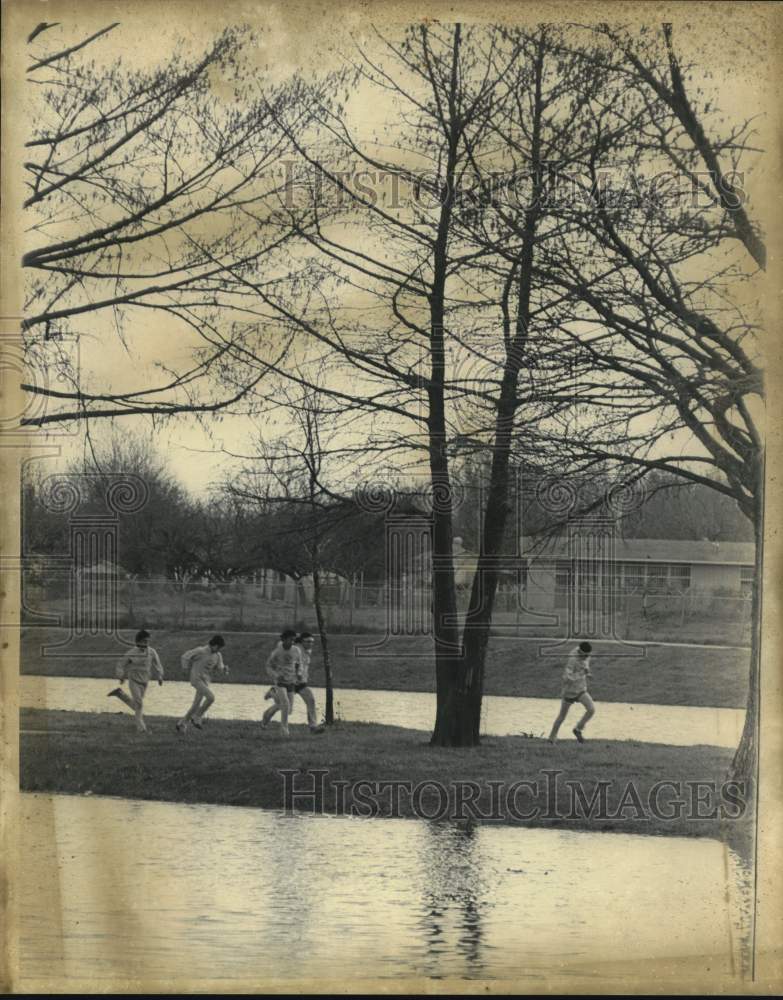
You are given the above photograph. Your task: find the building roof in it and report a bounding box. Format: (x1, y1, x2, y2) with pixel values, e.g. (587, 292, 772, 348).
(521, 536, 755, 566)
(405, 534, 754, 572)
(78, 559, 126, 576)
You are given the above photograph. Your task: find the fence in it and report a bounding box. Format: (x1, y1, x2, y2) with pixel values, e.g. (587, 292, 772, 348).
(21, 573, 753, 645)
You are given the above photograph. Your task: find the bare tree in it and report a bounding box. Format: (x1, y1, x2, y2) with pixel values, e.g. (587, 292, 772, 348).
(226, 389, 364, 726)
(591, 22, 765, 270)
(21, 18, 766, 764)
(222, 24, 621, 745)
(22, 21, 325, 424)
(532, 23, 765, 780)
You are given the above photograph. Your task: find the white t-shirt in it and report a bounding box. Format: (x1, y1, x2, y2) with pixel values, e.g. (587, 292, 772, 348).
(561, 648, 590, 697)
(118, 645, 163, 684)
(181, 645, 225, 684)
(265, 643, 302, 685)
(296, 646, 312, 685)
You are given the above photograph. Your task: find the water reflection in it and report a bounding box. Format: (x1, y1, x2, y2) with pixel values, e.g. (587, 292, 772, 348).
(18, 793, 752, 990)
(418, 823, 486, 977)
(20, 676, 745, 749)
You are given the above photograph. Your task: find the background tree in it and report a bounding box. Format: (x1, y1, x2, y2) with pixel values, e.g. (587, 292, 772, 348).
(21, 435, 194, 576)
(214, 23, 623, 745)
(20, 17, 767, 763)
(226, 388, 366, 726)
(22, 20, 327, 424)
(535, 23, 765, 780)
(619, 473, 753, 542)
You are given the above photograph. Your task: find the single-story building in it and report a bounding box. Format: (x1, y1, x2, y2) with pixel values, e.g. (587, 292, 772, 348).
(76, 559, 127, 578)
(400, 529, 755, 612)
(520, 536, 755, 612)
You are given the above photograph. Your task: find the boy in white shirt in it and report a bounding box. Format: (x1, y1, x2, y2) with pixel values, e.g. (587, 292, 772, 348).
(548, 641, 595, 743)
(176, 634, 228, 733)
(260, 629, 301, 737)
(108, 629, 164, 733)
(263, 632, 325, 733)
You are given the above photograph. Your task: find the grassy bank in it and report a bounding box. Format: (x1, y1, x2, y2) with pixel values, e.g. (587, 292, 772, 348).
(20, 627, 749, 708)
(20, 708, 752, 847)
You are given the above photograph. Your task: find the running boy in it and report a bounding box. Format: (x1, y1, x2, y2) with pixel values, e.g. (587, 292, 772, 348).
(548, 641, 595, 743)
(176, 635, 228, 733)
(263, 632, 325, 734)
(294, 632, 326, 733)
(260, 629, 301, 737)
(108, 629, 164, 733)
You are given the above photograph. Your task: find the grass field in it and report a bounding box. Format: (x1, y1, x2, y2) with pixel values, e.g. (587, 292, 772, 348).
(20, 627, 750, 708)
(20, 708, 751, 848)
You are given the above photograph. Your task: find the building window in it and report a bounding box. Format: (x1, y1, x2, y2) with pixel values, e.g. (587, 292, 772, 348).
(669, 564, 691, 592)
(740, 565, 754, 597)
(555, 560, 571, 589)
(555, 560, 570, 609)
(647, 564, 668, 589)
(574, 560, 598, 592)
(623, 562, 645, 592)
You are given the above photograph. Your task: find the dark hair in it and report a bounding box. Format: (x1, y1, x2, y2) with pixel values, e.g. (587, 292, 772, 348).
(135, 629, 151, 643)
(296, 632, 314, 642)
(209, 634, 225, 648)
(280, 629, 298, 641)
(579, 641, 592, 654)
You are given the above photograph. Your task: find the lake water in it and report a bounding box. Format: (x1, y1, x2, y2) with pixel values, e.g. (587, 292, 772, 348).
(20, 675, 745, 749)
(17, 793, 752, 991)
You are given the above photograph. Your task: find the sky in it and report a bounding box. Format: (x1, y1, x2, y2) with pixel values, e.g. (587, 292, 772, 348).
(4, 0, 776, 499)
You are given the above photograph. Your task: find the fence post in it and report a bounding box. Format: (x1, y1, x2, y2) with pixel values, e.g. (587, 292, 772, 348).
(239, 582, 245, 628)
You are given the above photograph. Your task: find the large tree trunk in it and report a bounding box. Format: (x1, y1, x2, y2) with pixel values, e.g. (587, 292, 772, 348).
(431, 500, 466, 747)
(430, 348, 530, 747)
(460, 449, 518, 743)
(455, 366, 529, 745)
(731, 497, 763, 785)
(428, 26, 465, 746)
(430, 26, 543, 746)
(431, 683, 483, 746)
(427, 305, 466, 745)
